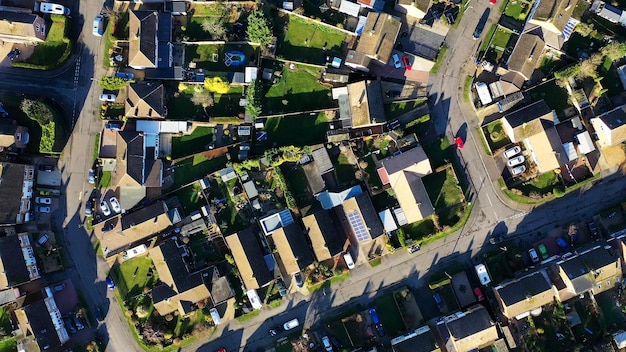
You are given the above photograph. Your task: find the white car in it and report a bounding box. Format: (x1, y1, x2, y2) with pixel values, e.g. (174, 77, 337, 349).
(392, 54, 402, 68)
(344, 252, 355, 269)
(321, 336, 333, 352)
(511, 165, 526, 176)
(35, 2, 70, 15)
(529, 248, 540, 263)
(109, 197, 122, 214)
(283, 318, 299, 331)
(507, 155, 525, 167)
(88, 168, 95, 184)
(100, 200, 111, 216)
(503, 146, 521, 158)
(35, 197, 52, 204)
(99, 94, 117, 102)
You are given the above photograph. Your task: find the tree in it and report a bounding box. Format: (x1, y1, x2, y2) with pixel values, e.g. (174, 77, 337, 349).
(245, 79, 263, 118)
(99, 76, 128, 90)
(191, 89, 214, 108)
(601, 41, 626, 62)
(246, 10, 272, 47)
(201, 18, 228, 40)
(204, 76, 231, 94)
(20, 99, 54, 125)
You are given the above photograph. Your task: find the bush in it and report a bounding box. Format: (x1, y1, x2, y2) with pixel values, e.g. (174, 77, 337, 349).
(245, 79, 263, 118)
(246, 10, 272, 47)
(204, 77, 231, 94)
(20, 99, 54, 125)
(397, 229, 406, 248)
(100, 76, 128, 90)
(553, 185, 565, 197)
(40, 122, 55, 153)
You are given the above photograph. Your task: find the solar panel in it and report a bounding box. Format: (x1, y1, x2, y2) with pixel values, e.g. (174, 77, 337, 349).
(347, 210, 369, 242)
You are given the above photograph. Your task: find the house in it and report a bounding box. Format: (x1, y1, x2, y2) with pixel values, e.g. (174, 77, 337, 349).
(394, 0, 431, 19)
(0, 12, 46, 44)
(440, 305, 498, 352)
(317, 185, 363, 210)
(527, 0, 576, 48)
(590, 104, 626, 147)
(556, 245, 622, 297)
(151, 240, 233, 316)
(502, 100, 567, 174)
(0, 163, 34, 224)
(335, 80, 386, 128)
(259, 210, 295, 236)
(493, 271, 558, 320)
(591, 1, 625, 25)
(303, 211, 346, 262)
(505, 28, 545, 83)
(0, 119, 28, 151)
(271, 223, 314, 276)
(112, 131, 163, 209)
(125, 82, 166, 119)
(345, 12, 402, 71)
(225, 228, 274, 290)
(492, 71, 526, 97)
(336, 192, 385, 259)
(128, 10, 173, 69)
(99, 201, 179, 258)
(379, 146, 434, 224)
(391, 325, 441, 352)
(14, 287, 69, 351)
(0, 233, 39, 290)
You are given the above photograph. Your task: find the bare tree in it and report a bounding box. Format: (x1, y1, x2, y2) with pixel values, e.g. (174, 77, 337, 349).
(601, 41, 626, 62)
(191, 90, 214, 108)
(201, 18, 228, 40)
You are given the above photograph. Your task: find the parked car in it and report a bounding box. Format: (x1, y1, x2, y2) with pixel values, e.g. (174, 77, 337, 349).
(36, 206, 51, 213)
(109, 197, 122, 214)
(276, 279, 287, 297)
(115, 72, 135, 80)
(408, 244, 421, 253)
(88, 169, 95, 185)
(39, 165, 54, 172)
(37, 233, 49, 246)
(473, 287, 484, 301)
(529, 248, 540, 263)
(490, 0, 496, 4)
(106, 276, 115, 290)
(321, 336, 333, 352)
(556, 237, 569, 251)
(63, 317, 77, 334)
(92, 15, 105, 36)
(455, 136, 465, 149)
(105, 121, 123, 130)
(538, 244, 549, 259)
(72, 315, 84, 330)
(385, 90, 401, 98)
(269, 327, 282, 336)
(569, 232, 579, 247)
(294, 272, 304, 288)
(6, 48, 20, 61)
(95, 307, 104, 322)
(102, 222, 115, 232)
(507, 155, 525, 167)
(344, 252, 355, 269)
(85, 200, 92, 216)
(34, 2, 70, 15)
(402, 55, 412, 70)
(489, 233, 505, 244)
(100, 200, 111, 216)
(433, 293, 445, 309)
(511, 165, 526, 176)
(283, 318, 299, 331)
(588, 221, 599, 239)
(99, 94, 117, 102)
(392, 54, 402, 68)
(35, 197, 52, 204)
(387, 119, 401, 130)
(504, 146, 521, 158)
(368, 308, 385, 336)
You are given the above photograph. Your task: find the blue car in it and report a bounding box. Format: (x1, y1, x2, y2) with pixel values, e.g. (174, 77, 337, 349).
(368, 308, 385, 336)
(115, 72, 134, 80)
(556, 237, 569, 251)
(106, 276, 115, 290)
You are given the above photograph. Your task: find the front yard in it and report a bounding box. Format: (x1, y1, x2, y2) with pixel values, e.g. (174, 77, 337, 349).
(12, 14, 72, 70)
(422, 166, 464, 210)
(277, 14, 350, 65)
(482, 120, 512, 152)
(110, 257, 158, 299)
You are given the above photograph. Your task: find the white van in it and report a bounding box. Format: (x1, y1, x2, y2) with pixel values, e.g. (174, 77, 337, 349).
(209, 308, 221, 324)
(344, 252, 355, 269)
(123, 244, 147, 259)
(283, 318, 299, 330)
(475, 264, 491, 285)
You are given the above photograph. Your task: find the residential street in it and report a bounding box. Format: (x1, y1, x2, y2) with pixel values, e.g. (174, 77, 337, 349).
(0, 1, 625, 351)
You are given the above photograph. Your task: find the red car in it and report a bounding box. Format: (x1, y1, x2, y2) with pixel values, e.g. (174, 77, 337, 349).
(489, 0, 496, 4)
(215, 349, 226, 352)
(474, 287, 485, 301)
(402, 55, 412, 70)
(455, 136, 464, 149)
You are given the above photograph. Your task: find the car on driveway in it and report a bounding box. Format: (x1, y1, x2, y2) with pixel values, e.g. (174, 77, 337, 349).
(556, 237, 569, 251)
(102, 222, 115, 232)
(39, 165, 54, 172)
(489, 233, 505, 244)
(6, 48, 20, 61)
(455, 136, 465, 149)
(36, 206, 50, 213)
(106, 276, 115, 290)
(344, 252, 355, 269)
(93, 15, 105, 36)
(35, 2, 70, 15)
(115, 72, 135, 80)
(588, 221, 599, 239)
(538, 244, 549, 259)
(294, 272, 304, 287)
(507, 155, 525, 167)
(100, 200, 111, 216)
(276, 279, 287, 297)
(99, 94, 117, 102)
(283, 318, 299, 331)
(109, 197, 122, 214)
(36, 197, 52, 204)
(105, 121, 123, 130)
(95, 307, 104, 322)
(504, 146, 521, 158)
(511, 165, 526, 176)
(321, 336, 333, 352)
(392, 54, 402, 68)
(386, 90, 401, 98)
(85, 200, 92, 216)
(37, 233, 49, 246)
(368, 308, 385, 336)
(490, 0, 496, 4)
(402, 55, 412, 70)
(529, 248, 540, 263)
(473, 287, 484, 301)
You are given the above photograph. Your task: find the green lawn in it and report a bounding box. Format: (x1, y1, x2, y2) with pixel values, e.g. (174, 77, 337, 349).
(172, 154, 228, 189)
(422, 137, 453, 169)
(600, 57, 623, 96)
(383, 100, 427, 120)
(98, 171, 112, 189)
(17, 15, 70, 69)
(277, 14, 349, 65)
(528, 80, 570, 115)
(504, 1, 528, 20)
(167, 93, 205, 120)
(479, 25, 498, 53)
(0, 308, 11, 337)
(262, 112, 329, 146)
(376, 294, 406, 336)
(334, 153, 357, 187)
(517, 171, 560, 196)
(172, 126, 214, 159)
(371, 189, 399, 212)
(402, 218, 436, 240)
(263, 64, 335, 114)
(185, 44, 259, 72)
(284, 166, 309, 204)
(172, 182, 205, 216)
(362, 155, 383, 192)
(422, 167, 464, 210)
(111, 257, 158, 299)
(483, 120, 511, 152)
(0, 337, 15, 352)
(188, 234, 222, 263)
(430, 47, 447, 74)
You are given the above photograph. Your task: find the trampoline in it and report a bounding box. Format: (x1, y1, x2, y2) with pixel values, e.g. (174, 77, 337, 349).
(224, 51, 245, 67)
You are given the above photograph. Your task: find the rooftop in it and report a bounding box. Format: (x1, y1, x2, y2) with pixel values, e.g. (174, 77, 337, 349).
(225, 228, 273, 290)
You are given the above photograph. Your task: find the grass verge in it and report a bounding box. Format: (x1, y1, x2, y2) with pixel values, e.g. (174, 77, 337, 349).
(430, 47, 448, 74)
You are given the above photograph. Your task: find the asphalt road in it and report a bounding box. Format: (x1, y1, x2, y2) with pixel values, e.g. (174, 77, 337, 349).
(1, 1, 625, 352)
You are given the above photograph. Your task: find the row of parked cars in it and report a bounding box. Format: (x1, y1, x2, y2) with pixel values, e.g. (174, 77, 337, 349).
(503, 146, 526, 176)
(528, 221, 600, 263)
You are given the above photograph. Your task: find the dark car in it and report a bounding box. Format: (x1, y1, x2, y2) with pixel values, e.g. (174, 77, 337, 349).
(38, 165, 54, 172)
(106, 276, 115, 290)
(294, 273, 304, 288)
(569, 232, 579, 247)
(7, 48, 21, 61)
(276, 279, 287, 297)
(489, 233, 506, 245)
(63, 317, 77, 334)
(269, 327, 282, 336)
(387, 119, 401, 131)
(102, 222, 115, 232)
(385, 90, 401, 98)
(473, 8, 490, 40)
(588, 221, 599, 239)
(85, 200, 93, 217)
(556, 237, 569, 251)
(368, 308, 384, 336)
(95, 307, 104, 322)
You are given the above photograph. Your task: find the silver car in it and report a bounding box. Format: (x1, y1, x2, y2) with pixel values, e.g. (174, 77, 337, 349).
(511, 165, 526, 176)
(109, 197, 122, 214)
(504, 146, 521, 158)
(99, 94, 117, 102)
(507, 155, 525, 167)
(100, 200, 111, 216)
